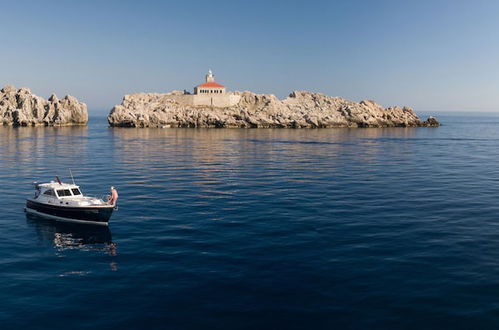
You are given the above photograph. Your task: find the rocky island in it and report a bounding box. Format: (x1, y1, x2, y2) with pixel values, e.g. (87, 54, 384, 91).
(108, 71, 439, 129)
(0, 85, 88, 126)
(108, 90, 439, 128)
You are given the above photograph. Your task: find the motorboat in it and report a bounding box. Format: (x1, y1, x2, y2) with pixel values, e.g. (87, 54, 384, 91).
(25, 178, 117, 226)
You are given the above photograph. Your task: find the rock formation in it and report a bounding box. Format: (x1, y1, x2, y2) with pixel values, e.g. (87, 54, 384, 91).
(108, 90, 440, 128)
(0, 85, 88, 126)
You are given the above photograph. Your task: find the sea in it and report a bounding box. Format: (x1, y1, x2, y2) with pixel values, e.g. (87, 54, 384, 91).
(1, 113, 499, 329)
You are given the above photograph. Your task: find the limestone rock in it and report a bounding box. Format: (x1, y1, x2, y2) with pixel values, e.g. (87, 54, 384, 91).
(0, 85, 88, 126)
(107, 90, 440, 128)
(423, 116, 440, 127)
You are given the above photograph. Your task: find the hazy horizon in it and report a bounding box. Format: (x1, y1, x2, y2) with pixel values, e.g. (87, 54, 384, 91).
(1, 0, 498, 114)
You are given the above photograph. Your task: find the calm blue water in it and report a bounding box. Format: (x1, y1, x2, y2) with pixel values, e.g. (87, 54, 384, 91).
(2, 113, 499, 329)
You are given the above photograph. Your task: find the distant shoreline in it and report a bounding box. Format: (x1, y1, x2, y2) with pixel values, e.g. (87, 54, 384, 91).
(0, 85, 441, 129)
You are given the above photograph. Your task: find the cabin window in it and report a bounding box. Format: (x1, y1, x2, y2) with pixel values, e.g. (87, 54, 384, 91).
(57, 189, 72, 197)
(43, 189, 55, 196)
(71, 188, 82, 196)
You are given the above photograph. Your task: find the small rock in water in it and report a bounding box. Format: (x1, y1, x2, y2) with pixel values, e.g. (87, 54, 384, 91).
(424, 116, 440, 127)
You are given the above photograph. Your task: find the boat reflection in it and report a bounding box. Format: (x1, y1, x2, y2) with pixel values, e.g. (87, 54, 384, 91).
(26, 213, 117, 256)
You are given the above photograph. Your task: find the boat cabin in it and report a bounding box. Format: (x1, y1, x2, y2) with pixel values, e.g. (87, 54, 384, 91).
(35, 182, 83, 200)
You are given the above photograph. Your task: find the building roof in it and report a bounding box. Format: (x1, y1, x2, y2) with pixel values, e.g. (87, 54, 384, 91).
(197, 82, 225, 88)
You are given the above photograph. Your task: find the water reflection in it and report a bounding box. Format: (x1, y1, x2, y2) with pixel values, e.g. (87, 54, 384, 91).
(0, 125, 88, 156)
(108, 127, 420, 165)
(105, 127, 423, 207)
(109, 126, 419, 142)
(108, 127, 420, 188)
(0, 126, 90, 178)
(26, 214, 116, 255)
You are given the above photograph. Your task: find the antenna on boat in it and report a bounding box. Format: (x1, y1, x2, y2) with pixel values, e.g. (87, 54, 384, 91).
(69, 169, 76, 185)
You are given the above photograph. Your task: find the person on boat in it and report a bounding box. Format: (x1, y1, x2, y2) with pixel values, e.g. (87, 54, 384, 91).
(108, 186, 118, 206)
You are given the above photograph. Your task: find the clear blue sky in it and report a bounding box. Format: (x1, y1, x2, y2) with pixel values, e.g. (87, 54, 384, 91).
(0, 0, 498, 113)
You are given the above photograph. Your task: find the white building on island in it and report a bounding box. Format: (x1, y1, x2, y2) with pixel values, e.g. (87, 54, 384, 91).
(187, 70, 240, 107)
(194, 70, 226, 95)
(165, 70, 240, 107)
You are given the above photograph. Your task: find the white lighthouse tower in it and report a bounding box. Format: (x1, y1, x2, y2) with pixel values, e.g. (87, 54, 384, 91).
(205, 69, 215, 83)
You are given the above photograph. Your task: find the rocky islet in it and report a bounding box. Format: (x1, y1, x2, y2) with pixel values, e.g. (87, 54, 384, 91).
(107, 90, 440, 128)
(0, 85, 88, 126)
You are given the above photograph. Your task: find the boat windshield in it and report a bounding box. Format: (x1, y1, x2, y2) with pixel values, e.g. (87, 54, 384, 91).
(43, 189, 56, 196)
(71, 188, 82, 196)
(57, 189, 72, 197)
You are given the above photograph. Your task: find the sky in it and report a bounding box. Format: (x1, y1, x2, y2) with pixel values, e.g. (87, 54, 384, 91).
(0, 0, 498, 114)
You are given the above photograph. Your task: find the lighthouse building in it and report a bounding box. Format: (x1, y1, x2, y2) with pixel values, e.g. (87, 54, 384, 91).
(188, 70, 240, 107)
(194, 70, 226, 95)
(166, 70, 240, 107)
